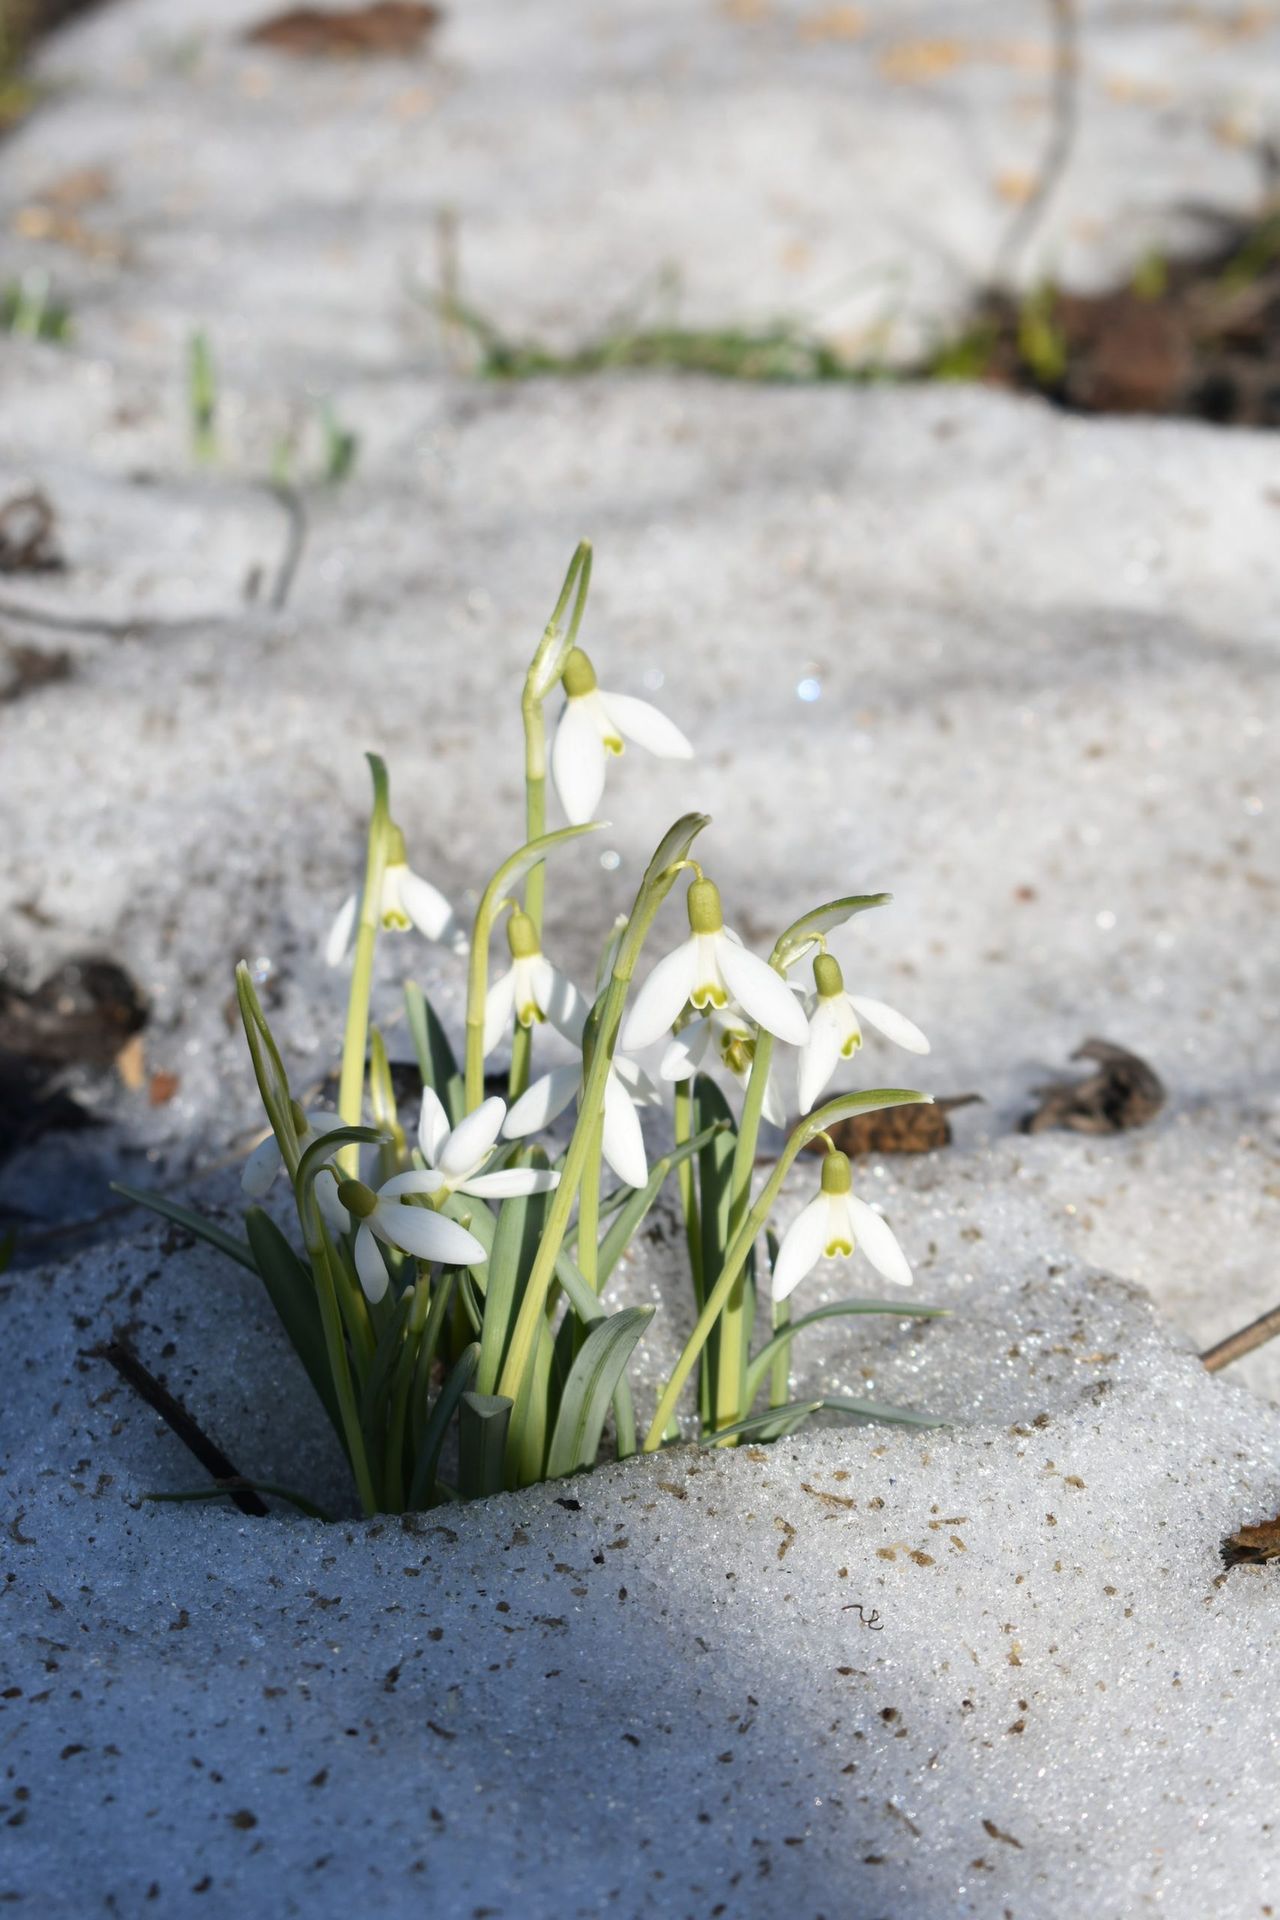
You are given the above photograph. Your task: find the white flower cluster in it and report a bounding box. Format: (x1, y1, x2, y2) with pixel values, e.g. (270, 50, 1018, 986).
(269, 637, 931, 1312)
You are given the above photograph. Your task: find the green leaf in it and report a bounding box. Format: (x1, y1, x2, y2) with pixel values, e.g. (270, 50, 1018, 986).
(820, 1396, 942, 1429)
(244, 1207, 344, 1440)
(698, 1399, 824, 1444)
(408, 1340, 479, 1509)
(744, 1297, 949, 1402)
(545, 1305, 654, 1479)
(359, 1283, 416, 1438)
(641, 812, 711, 890)
(404, 981, 465, 1127)
(476, 1170, 552, 1396)
(596, 1120, 729, 1283)
(458, 1391, 514, 1500)
(772, 893, 892, 971)
(144, 1480, 333, 1520)
(695, 1075, 739, 1296)
(486, 823, 605, 904)
(110, 1183, 256, 1273)
(294, 1123, 383, 1204)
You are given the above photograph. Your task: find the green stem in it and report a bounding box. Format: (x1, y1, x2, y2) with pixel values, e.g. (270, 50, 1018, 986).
(301, 1200, 378, 1514)
(673, 1077, 703, 1306)
(578, 1117, 603, 1294)
(714, 1028, 775, 1431)
(768, 1296, 791, 1409)
(495, 813, 710, 1407)
(338, 754, 391, 1175)
(509, 542, 593, 1103)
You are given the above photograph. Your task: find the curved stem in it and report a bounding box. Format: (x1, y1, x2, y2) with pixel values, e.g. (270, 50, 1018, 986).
(338, 754, 391, 1175)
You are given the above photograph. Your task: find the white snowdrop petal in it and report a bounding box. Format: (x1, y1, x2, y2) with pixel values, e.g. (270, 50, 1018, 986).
(397, 868, 459, 946)
(417, 1085, 452, 1165)
(771, 1197, 834, 1301)
(305, 1111, 345, 1137)
(659, 1019, 711, 1082)
(439, 1097, 507, 1179)
(532, 956, 590, 1045)
(377, 1170, 445, 1200)
(483, 967, 517, 1056)
(597, 690, 694, 760)
(845, 1193, 913, 1287)
(613, 1054, 663, 1107)
(551, 697, 609, 824)
(847, 995, 930, 1055)
(354, 1223, 389, 1303)
(379, 1203, 486, 1267)
(461, 1168, 561, 1198)
(798, 997, 847, 1112)
(761, 1053, 792, 1128)
(504, 1065, 581, 1137)
(241, 1133, 283, 1197)
(622, 938, 700, 1052)
(324, 891, 359, 968)
(602, 1069, 649, 1189)
(717, 938, 810, 1046)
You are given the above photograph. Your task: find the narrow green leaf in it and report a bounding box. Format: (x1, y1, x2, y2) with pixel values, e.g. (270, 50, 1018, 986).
(698, 1400, 824, 1444)
(459, 1391, 514, 1500)
(404, 980, 465, 1126)
(359, 1284, 415, 1438)
(110, 1183, 255, 1273)
(476, 1173, 551, 1396)
(772, 893, 892, 970)
(244, 1207, 344, 1440)
(144, 1480, 333, 1520)
(820, 1396, 942, 1429)
(545, 1305, 654, 1479)
(408, 1340, 479, 1509)
(744, 1297, 949, 1402)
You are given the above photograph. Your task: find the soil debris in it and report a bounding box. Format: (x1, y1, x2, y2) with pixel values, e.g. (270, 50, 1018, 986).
(245, 2, 442, 57)
(1021, 1039, 1164, 1135)
(0, 641, 72, 702)
(817, 1094, 980, 1158)
(0, 491, 64, 575)
(1221, 1513, 1280, 1568)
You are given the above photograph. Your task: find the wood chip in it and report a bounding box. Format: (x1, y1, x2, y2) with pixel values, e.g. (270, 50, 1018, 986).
(1022, 1038, 1165, 1134)
(246, 3, 442, 56)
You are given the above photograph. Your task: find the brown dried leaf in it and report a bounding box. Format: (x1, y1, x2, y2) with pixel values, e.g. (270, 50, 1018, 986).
(1022, 1038, 1165, 1135)
(815, 1094, 980, 1158)
(1221, 1513, 1280, 1568)
(0, 491, 64, 575)
(246, 2, 442, 56)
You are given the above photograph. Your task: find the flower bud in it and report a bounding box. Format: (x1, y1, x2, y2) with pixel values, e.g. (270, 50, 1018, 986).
(820, 1150, 853, 1196)
(336, 1179, 378, 1219)
(813, 952, 844, 999)
(507, 908, 541, 959)
(687, 878, 724, 935)
(561, 647, 598, 698)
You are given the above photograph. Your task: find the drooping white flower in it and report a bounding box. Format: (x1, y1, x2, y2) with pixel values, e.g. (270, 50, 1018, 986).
(484, 909, 589, 1055)
(771, 1150, 912, 1302)
(660, 1008, 791, 1127)
(798, 952, 929, 1113)
(621, 878, 810, 1054)
(333, 1169, 489, 1305)
(504, 1050, 662, 1191)
(551, 646, 693, 826)
(415, 1087, 561, 1201)
(241, 1101, 349, 1231)
(325, 824, 465, 967)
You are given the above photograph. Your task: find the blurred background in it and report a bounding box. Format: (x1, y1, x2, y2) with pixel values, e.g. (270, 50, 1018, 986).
(1, 0, 1277, 1387)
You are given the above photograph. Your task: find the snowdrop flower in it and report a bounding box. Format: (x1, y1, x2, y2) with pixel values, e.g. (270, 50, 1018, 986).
(333, 1170, 489, 1305)
(326, 825, 464, 967)
(484, 909, 589, 1055)
(551, 646, 693, 826)
(660, 1008, 790, 1127)
(772, 1150, 912, 1301)
(622, 879, 809, 1054)
(504, 1051, 662, 1191)
(415, 1087, 561, 1200)
(798, 953, 929, 1113)
(242, 1102, 349, 1230)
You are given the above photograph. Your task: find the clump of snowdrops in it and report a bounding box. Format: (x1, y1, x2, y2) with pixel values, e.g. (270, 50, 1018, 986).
(131, 545, 940, 1516)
